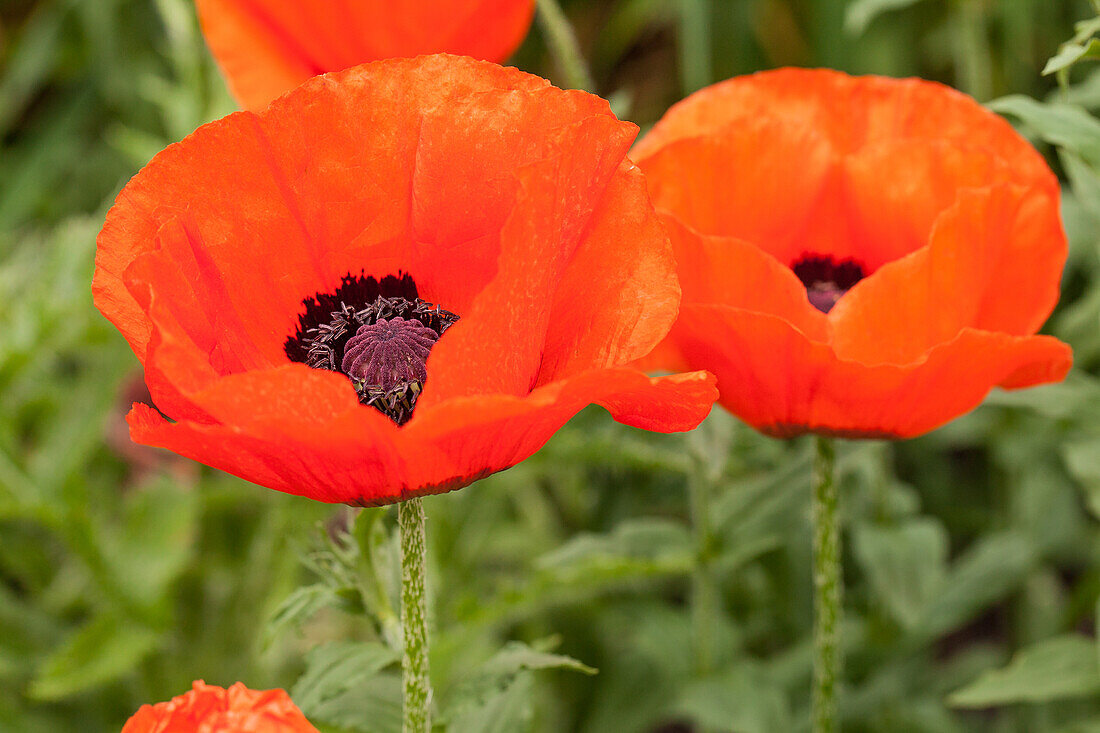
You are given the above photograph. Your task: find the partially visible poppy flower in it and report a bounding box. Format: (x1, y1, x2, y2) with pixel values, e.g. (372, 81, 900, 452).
(196, 0, 536, 110)
(93, 55, 716, 506)
(634, 68, 1071, 439)
(122, 681, 319, 732)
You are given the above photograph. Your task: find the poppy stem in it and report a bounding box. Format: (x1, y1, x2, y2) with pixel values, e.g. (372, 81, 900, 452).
(399, 497, 431, 733)
(812, 436, 840, 733)
(678, 0, 713, 94)
(535, 0, 596, 92)
(689, 457, 717, 679)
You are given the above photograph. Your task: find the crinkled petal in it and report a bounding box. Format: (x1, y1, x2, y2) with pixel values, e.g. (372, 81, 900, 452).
(95, 56, 630, 370)
(831, 185, 1067, 365)
(197, 0, 536, 110)
(123, 680, 319, 733)
(419, 116, 637, 403)
(843, 140, 1021, 269)
(633, 68, 1056, 193)
(131, 368, 716, 505)
(535, 162, 681, 384)
(661, 213, 828, 341)
(673, 304, 1071, 439)
(638, 116, 839, 267)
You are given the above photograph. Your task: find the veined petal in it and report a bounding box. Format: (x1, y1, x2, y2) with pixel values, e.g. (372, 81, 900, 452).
(197, 0, 536, 110)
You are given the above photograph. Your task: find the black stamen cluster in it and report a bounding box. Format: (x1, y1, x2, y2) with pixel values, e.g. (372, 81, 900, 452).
(791, 254, 865, 291)
(284, 273, 459, 424)
(791, 254, 866, 314)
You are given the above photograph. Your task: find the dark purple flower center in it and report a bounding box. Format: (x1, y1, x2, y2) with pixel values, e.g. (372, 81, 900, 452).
(342, 319, 438, 389)
(284, 273, 458, 425)
(791, 254, 866, 314)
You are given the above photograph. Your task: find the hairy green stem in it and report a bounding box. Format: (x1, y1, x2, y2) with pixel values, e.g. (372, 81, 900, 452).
(812, 436, 840, 733)
(536, 0, 596, 91)
(399, 498, 431, 733)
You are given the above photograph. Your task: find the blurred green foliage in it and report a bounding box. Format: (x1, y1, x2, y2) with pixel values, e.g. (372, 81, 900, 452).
(6, 0, 1100, 731)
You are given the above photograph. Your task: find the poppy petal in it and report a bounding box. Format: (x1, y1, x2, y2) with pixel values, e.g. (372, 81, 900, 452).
(535, 163, 681, 384)
(131, 368, 716, 506)
(660, 213, 829, 342)
(402, 369, 717, 501)
(197, 0, 536, 110)
(123, 681, 320, 733)
(419, 116, 637, 403)
(831, 185, 1066, 365)
(95, 58, 630, 367)
(633, 68, 1055, 192)
(674, 304, 1070, 439)
(98, 56, 716, 505)
(843, 140, 1021, 269)
(637, 116, 839, 267)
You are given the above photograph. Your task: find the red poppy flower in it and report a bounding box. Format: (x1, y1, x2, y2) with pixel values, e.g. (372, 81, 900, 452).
(633, 68, 1071, 439)
(121, 680, 319, 732)
(196, 0, 536, 110)
(93, 55, 716, 506)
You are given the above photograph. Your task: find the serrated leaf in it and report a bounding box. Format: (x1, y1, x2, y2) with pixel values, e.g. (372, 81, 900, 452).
(949, 636, 1100, 707)
(853, 519, 949, 629)
(291, 641, 401, 733)
(478, 641, 597, 678)
(536, 518, 692, 584)
(445, 673, 536, 733)
(443, 640, 595, 726)
(28, 615, 158, 701)
(674, 665, 792, 733)
(913, 532, 1037, 640)
(989, 95, 1100, 166)
(264, 584, 343, 649)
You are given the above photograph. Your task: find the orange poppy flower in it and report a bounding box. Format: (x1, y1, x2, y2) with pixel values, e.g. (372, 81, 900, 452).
(196, 0, 536, 110)
(634, 68, 1071, 439)
(93, 55, 716, 506)
(122, 681, 319, 732)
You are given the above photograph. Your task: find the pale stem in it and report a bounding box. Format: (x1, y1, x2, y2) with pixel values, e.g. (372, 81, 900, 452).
(812, 436, 840, 733)
(536, 0, 596, 91)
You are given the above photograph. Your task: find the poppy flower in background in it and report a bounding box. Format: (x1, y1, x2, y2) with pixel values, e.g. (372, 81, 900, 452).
(121, 681, 319, 732)
(633, 68, 1072, 439)
(93, 55, 717, 507)
(195, 0, 536, 110)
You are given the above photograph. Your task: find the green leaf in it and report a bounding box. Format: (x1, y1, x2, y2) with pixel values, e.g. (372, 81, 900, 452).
(844, 0, 925, 36)
(988, 95, 1100, 166)
(264, 584, 343, 650)
(98, 479, 199, 614)
(28, 615, 158, 701)
(477, 641, 597, 679)
(291, 641, 401, 733)
(853, 519, 949, 629)
(445, 674, 536, 733)
(914, 532, 1037, 640)
(949, 636, 1100, 707)
(983, 373, 1100, 420)
(1044, 39, 1100, 76)
(674, 665, 792, 733)
(1062, 438, 1100, 520)
(536, 518, 693, 584)
(443, 641, 595, 733)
